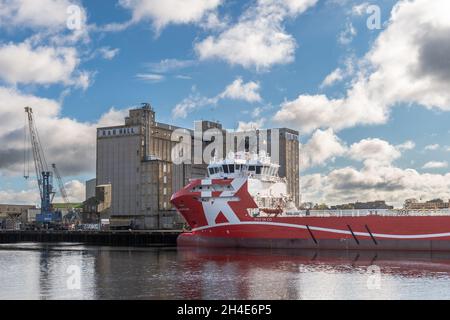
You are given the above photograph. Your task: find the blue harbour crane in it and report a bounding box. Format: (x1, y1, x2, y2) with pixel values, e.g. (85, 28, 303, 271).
(24, 107, 62, 225)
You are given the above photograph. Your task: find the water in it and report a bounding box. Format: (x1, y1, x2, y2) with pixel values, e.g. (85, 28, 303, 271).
(1, 243, 450, 300)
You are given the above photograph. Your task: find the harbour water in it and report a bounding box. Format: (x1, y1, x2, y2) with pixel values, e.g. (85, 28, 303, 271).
(2, 243, 450, 300)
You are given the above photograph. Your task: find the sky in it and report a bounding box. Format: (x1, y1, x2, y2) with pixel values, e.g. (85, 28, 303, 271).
(0, 0, 449, 208)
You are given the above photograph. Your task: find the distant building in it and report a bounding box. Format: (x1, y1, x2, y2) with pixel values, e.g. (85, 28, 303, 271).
(404, 198, 450, 210)
(0, 204, 36, 218)
(0, 204, 36, 229)
(85, 178, 97, 200)
(96, 104, 300, 230)
(331, 201, 394, 210)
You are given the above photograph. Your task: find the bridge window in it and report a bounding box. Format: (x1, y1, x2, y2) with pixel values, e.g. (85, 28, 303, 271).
(223, 165, 229, 173)
(228, 165, 235, 173)
(256, 166, 262, 174)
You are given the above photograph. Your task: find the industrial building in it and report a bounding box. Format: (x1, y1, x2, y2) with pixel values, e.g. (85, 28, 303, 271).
(404, 198, 450, 210)
(0, 204, 36, 229)
(95, 104, 300, 230)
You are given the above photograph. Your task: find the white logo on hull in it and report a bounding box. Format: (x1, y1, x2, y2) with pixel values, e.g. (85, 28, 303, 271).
(202, 177, 247, 226)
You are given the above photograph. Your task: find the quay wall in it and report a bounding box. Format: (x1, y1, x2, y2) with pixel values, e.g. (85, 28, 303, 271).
(0, 230, 181, 247)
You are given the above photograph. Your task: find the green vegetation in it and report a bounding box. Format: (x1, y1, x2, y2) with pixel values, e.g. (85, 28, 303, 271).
(52, 203, 83, 209)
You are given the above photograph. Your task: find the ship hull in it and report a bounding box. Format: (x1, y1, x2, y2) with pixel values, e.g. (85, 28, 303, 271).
(178, 233, 450, 251)
(177, 216, 450, 251)
(171, 177, 450, 251)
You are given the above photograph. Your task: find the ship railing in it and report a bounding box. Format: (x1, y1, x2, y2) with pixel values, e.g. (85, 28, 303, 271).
(285, 208, 450, 217)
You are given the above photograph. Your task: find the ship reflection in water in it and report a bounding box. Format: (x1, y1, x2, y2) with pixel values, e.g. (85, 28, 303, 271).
(2, 243, 450, 299)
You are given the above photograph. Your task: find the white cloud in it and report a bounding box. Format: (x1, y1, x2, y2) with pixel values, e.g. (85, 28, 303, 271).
(172, 78, 263, 118)
(0, 0, 85, 30)
(298, 134, 448, 206)
(275, 0, 450, 134)
(147, 59, 196, 73)
(302, 164, 450, 207)
(425, 144, 440, 151)
(0, 0, 89, 46)
(320, 57, 355, 88)
(237, 119, 266, 131)
(219, 78, 262, 103)
(0, 86, 130, 178)
(352, 2, 370, 16)
(119, 0, 222, 31)
(138, 59, 196, 82)
(0, 179, 86, 205)
(252, 107, 262, 118)
(62, 180, 85, 203)
(136, 73, 165, 82)
(0, 41, 90, 89)
(338, 21, 357, 45)
(175, 75, 192, 80)
(397, 140, 416, 151)
(320, 68, 344, 88)
(195, 0, 318, 70)
(274, 94, 375, 134)
(423, 161, 448, 169)
(172, 92, 218, 119)
(0, 188, 40, 206)
(97, 107, 131, 128)
(348, 138, 401, 165)
(301, 129, 347, 170)
(301, 133, 416, 171)
(98, 47, 120, 60)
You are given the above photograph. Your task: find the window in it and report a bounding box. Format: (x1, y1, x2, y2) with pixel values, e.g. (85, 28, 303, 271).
(209, 168, 214, 175)
(249, 165, 255, 171)
(256, 166, 262, 174)
(235, 164, 241, 171)
(223, 165, 229, 173)
(228, 165, 235, 173)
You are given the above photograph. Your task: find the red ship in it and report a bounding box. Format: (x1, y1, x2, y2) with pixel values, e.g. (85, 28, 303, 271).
(171, 152, 450, 251)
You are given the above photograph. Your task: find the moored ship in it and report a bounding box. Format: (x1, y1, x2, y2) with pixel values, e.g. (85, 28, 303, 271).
(171, 152, 450, 251)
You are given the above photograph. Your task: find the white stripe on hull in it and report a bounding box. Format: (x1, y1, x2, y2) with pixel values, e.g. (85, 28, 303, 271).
(191, 221, 450, 240)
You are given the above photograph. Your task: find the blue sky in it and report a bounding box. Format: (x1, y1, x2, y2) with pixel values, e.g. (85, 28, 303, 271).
(0, 0, 449, 207)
